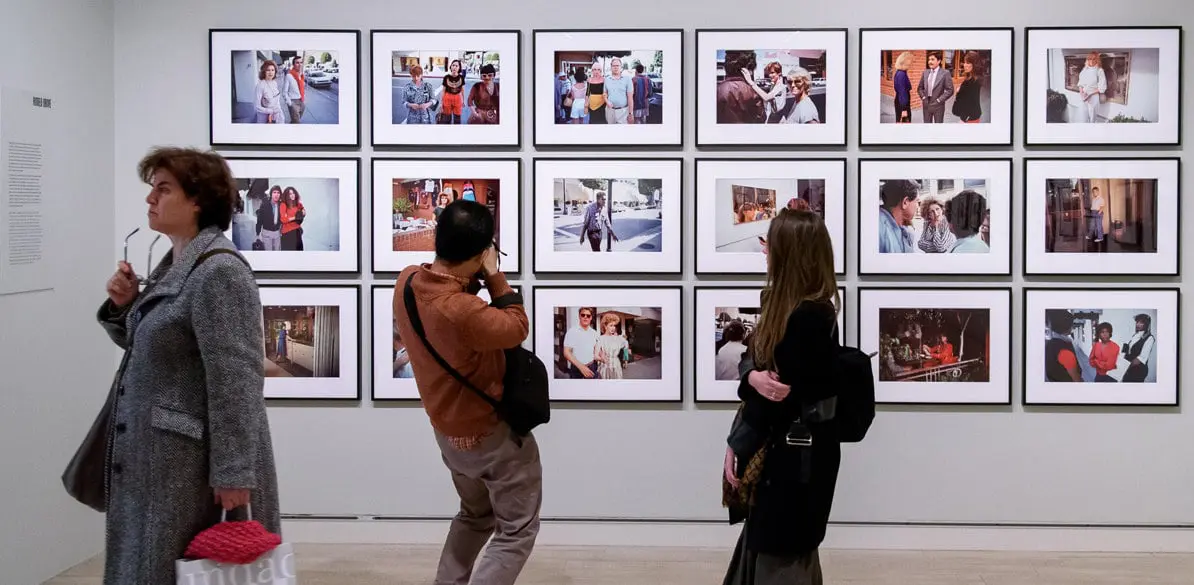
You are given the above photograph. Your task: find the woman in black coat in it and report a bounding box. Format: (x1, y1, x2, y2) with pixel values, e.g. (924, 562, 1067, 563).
(722, 208, 843, 584)
(953, 51, 985, 123)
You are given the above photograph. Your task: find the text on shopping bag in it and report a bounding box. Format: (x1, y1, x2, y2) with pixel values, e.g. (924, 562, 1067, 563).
(176, 543, 296, 585)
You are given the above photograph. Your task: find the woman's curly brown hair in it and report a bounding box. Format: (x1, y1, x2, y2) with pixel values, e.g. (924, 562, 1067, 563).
(137, 146, 239, 231)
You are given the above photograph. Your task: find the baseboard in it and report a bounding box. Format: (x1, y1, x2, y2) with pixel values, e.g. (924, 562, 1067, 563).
(278, 517, 1194, 552)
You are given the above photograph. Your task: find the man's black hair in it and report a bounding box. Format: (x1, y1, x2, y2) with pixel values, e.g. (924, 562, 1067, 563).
(880, 179, 919, 208)
(435, 199, 494, 264)
(945, 189, 987, 238)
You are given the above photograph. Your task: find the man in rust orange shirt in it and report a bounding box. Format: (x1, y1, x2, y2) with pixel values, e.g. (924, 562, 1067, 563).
(392, 199, 540, 585)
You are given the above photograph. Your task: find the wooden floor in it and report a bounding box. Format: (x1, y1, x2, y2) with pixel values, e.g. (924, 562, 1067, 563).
(46, 544, 1194, 584)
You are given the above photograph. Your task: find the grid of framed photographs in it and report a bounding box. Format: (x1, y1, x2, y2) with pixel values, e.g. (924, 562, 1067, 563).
(202, 25, 1183, 407)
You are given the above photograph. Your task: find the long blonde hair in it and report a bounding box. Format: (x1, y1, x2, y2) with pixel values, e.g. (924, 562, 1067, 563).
(751, 209, 839, 371)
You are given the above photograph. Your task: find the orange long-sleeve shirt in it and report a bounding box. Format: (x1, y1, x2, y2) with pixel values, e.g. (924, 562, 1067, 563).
(1089, 340, 1120, 375)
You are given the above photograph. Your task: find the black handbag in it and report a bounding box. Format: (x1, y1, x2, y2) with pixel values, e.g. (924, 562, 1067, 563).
(402, 272, 550, 437)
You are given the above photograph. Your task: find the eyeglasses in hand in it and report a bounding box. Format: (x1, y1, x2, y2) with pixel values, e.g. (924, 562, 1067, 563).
(123, 227, 162, 285)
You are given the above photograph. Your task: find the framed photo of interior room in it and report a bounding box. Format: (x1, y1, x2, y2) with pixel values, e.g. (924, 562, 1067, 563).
(532, 28, 684, 147)
(258, 283, 360, 400)
(222, 157, 360, 274)
(1024, 26, 1183, 147)
(370, 30, 521, 147)
(208, 29, 361, 147)
(693, 286, 846, 403)
(694, 28, 848, 147)
(532, 157, 683, 274)
(371, 157, 522, 274)
(1022, 287, 1180, 406)
(694, 157, 847, 275)
(1023, 157, 1180, 277)
(858, 287, 1013, 405)
(857, 158, 1013, 276)
(857, 27, 1014, 146)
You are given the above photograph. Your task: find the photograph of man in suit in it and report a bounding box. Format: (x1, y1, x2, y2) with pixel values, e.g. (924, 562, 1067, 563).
(917, 52, 954, 123)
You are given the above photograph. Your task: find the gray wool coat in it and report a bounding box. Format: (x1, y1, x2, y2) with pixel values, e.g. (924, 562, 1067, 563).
(97, 226, 281, 584)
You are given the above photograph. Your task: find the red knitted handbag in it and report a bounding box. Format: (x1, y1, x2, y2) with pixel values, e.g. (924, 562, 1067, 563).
(184, 504, 282, 565)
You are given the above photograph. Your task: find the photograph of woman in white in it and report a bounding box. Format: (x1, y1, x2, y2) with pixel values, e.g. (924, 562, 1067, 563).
(722, 207, 843, 584)
(595, 312, 630, 379)
(254, 59, 284, 123)
(84, 146, 281, 584)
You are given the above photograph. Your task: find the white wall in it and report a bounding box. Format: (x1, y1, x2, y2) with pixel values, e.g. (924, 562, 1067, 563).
(111, 0, 1193, 550)
(0, 1, 113, 583)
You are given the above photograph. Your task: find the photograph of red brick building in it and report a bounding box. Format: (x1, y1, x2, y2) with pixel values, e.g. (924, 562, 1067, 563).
(878, 49, 992, 123)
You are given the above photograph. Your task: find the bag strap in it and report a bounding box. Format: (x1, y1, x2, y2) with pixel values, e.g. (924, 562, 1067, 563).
(402, 271, 501, 411)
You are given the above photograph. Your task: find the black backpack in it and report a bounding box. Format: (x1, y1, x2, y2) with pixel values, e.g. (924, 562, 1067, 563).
(832, 344, 877, 443)
(402, 272, 550, 437)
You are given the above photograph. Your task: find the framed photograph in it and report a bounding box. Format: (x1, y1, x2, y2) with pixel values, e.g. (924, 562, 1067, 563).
(372, 284, 522, 401)
(1025, 26, 1182, 146)
(370, 30, 520, 147)
(1023, 287, 1179, 406)
(858, 287, 1012, 405)
(1024, 157, 1180, 276)
(694, 286, 845, 403)
(859, 28, 1014, 146)
(695, 28, 847, 146)
(694, 158, 846, 275)
(533, 158, 682, 274)
(533, 285, 682, 402)
(533, 29, 683, 147)
(857, 158, 1011, 276)
(224, 157, 359, 273)
(209, 29, 360, 147)
(372, 158, 521, 274)
(258, 284, 359, 400)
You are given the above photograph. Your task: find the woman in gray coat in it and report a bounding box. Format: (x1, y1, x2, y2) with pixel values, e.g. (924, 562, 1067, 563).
(98, 146, 281, 584)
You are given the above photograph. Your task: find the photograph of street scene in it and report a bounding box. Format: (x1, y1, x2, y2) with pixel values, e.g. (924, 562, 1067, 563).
(230, 49, 340, 124)
(714, 49, 826, 124)
(553, 178, 663, 252)
(715, 178, 825, 254)
(876, 178, 990, 254)
(391, 177, 500, 252)
(878, 307, 991, 383)
(1042, 308, 1158, 383)
(712, 306, 760, 381)
(262, 305, 341, 378)
(230, 177, 341, 253)
(1044, 48, 1159, 124)
(389, 50, 501, 125)
(1044, 177, 1158, 254)
(553, 50, 663, 124)
(552, 305, 663, 380)
(878, 49, 991, 123)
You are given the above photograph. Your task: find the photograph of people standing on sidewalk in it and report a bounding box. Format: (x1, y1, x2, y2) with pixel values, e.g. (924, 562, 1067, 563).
(1024, 158, 1179, 276)
(696, 158, 846, 275)
(859, 287, 1012, 404)
(209, 29, 360, 146)
(371, 31, 521, 146)
(1023, 288, 1178, 406)
(693, 287, 845, 402)
(1025, 27, 1181, 146)
(373, 158, 521, 272)
(257, 285, 359, 399)
(534, 29, 682, 146)
(534, 158, 681, 274)
(858, 158, 1012, 276)
(225, 157, 360, 273)
(696, 29, 846, 146)
(534, 286, 681, 402)
(859, 28, 1012, 145)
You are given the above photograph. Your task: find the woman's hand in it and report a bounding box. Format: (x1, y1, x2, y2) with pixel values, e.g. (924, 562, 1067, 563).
(748, 369, 790, 402)
(107, 261, 139, 307)
(724, 446, 739, 489)
(214, 487, 251, 511)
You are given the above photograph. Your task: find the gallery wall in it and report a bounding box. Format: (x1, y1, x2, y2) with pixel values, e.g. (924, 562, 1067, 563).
(110, 0, 1193, 542)
(1, 0, 114, 582)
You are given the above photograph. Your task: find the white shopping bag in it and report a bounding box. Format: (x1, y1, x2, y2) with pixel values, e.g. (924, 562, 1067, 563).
(175, 542, 297, 585)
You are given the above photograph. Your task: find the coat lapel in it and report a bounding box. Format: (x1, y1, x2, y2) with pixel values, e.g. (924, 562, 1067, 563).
(125, 227, 223, 342)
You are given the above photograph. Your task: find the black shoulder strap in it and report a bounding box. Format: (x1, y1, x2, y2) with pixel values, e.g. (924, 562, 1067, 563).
(402, 271, 500, 411)
(190, 248, 249, 278)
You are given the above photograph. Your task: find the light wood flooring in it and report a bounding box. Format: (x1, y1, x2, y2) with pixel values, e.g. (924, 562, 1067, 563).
(45, 544, 1194, 584)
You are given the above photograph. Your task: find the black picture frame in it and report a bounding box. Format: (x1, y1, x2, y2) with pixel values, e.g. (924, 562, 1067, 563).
(531, 28, 685, 149)
(532, 284, 684, 404)
(531, 157, 684, 275)
(693, 27, 849, 148)
(208, 28, 362, 149)
(1021, 156, 1181, 277)
(257, 282, 361, 402)
(368, 29, 523, 149)
(1023, 25, 1184, 148)
(1021, 286, 1181, 407)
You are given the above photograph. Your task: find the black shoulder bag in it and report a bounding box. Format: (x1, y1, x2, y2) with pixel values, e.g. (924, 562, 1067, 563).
(402, 272, 550, 437)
